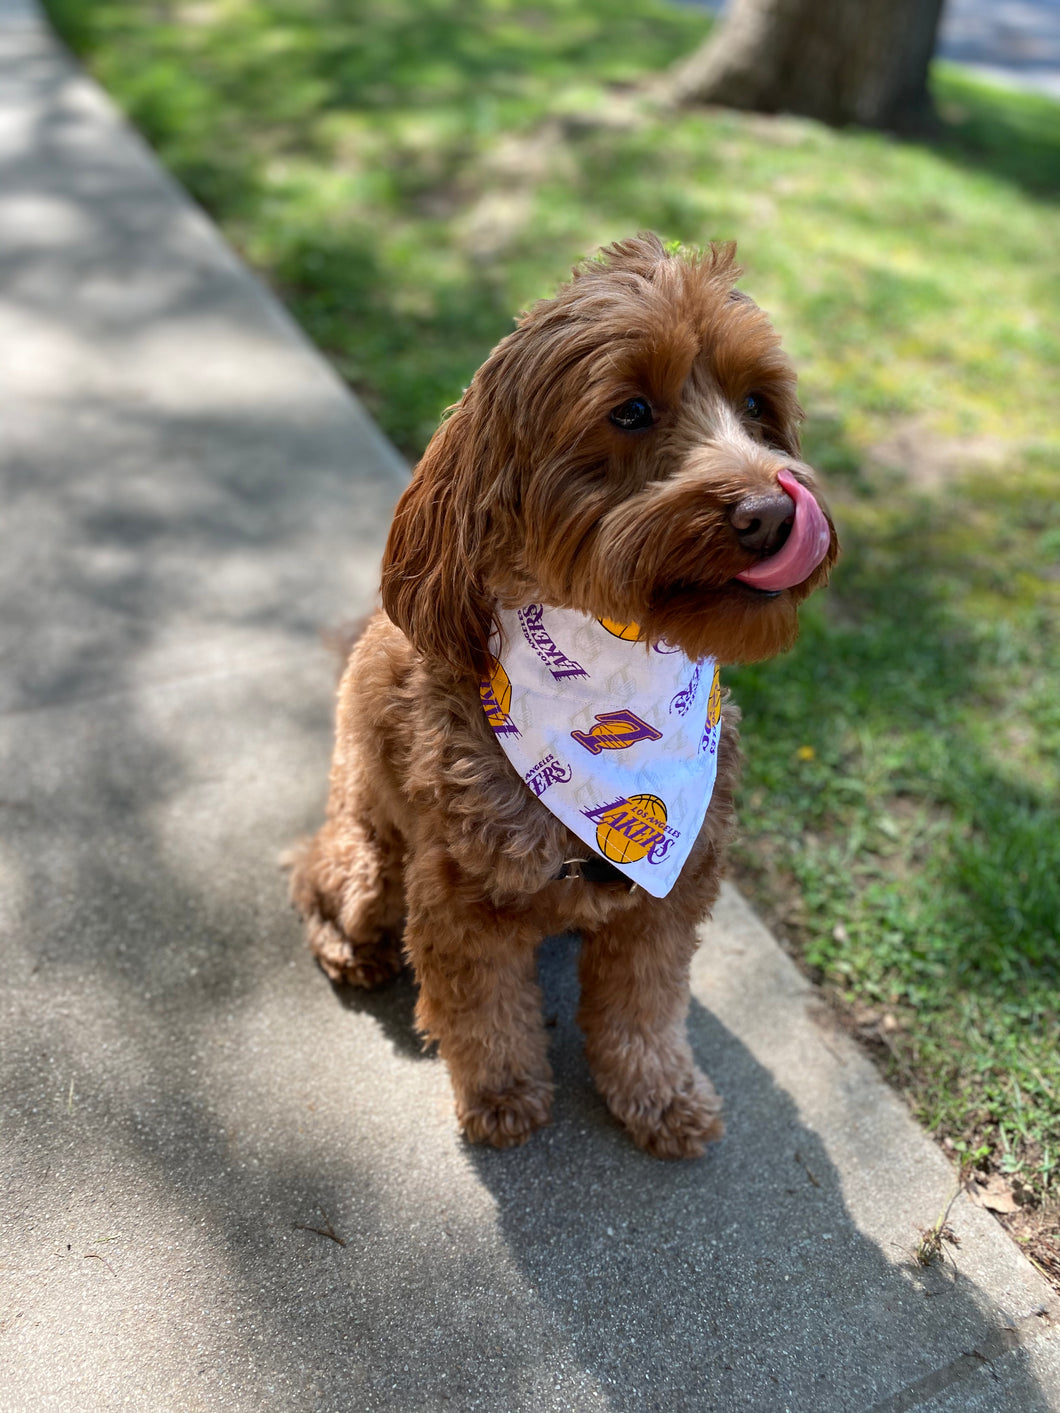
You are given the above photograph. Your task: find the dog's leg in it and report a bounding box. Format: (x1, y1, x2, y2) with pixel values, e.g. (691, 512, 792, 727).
(404, 861, 552, 1147)
(288, 816, 405, 988)
(577, 904, 723, 1159)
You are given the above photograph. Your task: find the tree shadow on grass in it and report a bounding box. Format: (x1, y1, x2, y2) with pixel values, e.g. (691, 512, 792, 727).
(929, 65, 1060, 200)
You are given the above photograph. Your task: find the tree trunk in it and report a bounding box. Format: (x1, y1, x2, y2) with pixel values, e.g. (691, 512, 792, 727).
(672, 0, 947, 132)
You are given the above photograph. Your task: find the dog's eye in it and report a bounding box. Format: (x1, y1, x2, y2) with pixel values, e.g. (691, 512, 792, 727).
(609, 397, 654, 431)
(744, 394, 764, 420)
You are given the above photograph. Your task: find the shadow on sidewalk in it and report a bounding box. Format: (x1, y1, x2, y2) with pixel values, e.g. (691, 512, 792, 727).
(3, 781, 1052, 1410)
(463, 934, 1051, 1411)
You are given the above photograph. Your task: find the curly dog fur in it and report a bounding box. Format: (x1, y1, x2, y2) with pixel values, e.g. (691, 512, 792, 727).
(290, 233, 837, 1158)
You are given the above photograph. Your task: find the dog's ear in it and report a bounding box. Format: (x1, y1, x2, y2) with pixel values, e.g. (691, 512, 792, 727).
(380, 403, 495, 681)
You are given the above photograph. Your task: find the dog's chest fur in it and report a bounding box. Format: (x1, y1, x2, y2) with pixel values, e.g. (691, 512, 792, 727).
(340, 612, 740, 927)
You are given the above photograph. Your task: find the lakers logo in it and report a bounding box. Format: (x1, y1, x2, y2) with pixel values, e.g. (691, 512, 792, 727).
(706, 663, 722, 728)
(571, 710, 662, 757)
(518, 604, 588, 679)
(669, 660, 702, 717)
(479, 655, 520, 736)
(598, 617, 644, 642)
(592, 794, 668, 865)
(524, 754, 573, 797)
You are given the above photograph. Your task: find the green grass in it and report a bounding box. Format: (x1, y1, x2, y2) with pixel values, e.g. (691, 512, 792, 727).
(46, 0, 1060, 1203)
(731, 459, 1060, 1196)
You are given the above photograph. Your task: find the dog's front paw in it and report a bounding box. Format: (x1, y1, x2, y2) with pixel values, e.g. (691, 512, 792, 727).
(457, 1077, 553, 1149)
(306, 915, 403, 989)
(615, 1070, 725, 1160)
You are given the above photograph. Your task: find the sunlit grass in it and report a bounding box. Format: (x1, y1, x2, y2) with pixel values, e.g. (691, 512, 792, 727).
(45, 0, 1060, 1199)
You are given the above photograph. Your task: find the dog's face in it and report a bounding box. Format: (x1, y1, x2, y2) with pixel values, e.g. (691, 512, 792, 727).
(382, 234, 838, 674)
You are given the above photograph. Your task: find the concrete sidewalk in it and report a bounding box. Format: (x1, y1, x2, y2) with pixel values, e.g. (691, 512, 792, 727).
(1, 3, 1057, 1409)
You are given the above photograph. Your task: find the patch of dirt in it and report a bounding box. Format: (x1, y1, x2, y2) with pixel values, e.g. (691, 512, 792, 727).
(994, 1201, 1060, 1293)
(864, 417, 1013, 491)
(960, 1168, 1060, 1293)
(457, 92, 648, 261)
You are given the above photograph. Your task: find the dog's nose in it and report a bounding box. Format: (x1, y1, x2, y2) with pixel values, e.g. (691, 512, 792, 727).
(728, 488, 795, 555)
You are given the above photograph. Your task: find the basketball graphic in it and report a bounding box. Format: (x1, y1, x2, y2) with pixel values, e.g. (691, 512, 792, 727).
(706, 664, 722, 728)
(598, 617, 644, 642)
(480, 655, 518, 735)
(483, 655, 511, 713)
(595, 793, 668, 865)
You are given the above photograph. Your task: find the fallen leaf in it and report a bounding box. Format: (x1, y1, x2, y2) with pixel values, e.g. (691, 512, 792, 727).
(968, 1174, 1020, 1214)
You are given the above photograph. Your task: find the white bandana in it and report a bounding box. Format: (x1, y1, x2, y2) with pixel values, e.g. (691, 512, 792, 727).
(480, 604, 723, 898)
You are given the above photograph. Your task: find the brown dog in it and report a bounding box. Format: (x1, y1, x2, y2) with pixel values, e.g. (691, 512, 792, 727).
(290, 234, 837, 1158)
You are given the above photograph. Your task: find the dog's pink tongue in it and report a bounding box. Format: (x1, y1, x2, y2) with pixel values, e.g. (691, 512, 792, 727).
(733, 470, 831, 591)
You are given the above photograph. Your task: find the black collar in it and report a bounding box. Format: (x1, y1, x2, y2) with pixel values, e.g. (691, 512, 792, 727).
(552, 854, 637, 890)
